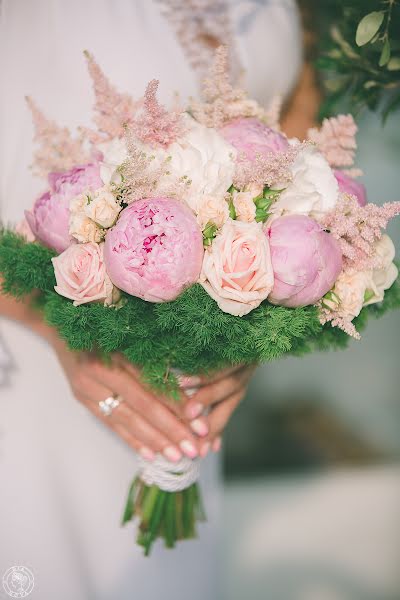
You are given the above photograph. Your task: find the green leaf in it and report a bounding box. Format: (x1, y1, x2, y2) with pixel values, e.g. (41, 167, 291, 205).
(363, 80, 378, 89)
(387, 57, 400, 71)
(355, 11, 384, 47)
(228, 198, 237, 220)
(379, 38, 391, 67)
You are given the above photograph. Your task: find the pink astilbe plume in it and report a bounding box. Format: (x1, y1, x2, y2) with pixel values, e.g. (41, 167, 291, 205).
(26, 97, 89, 177)
(132, 79, 184, 148)
(82, 50, 137, 141)
(323, 194, 400, 271)
(233, 145, 301, 190)
(190, 46, 266, 128)
(307, 114, 361, 172)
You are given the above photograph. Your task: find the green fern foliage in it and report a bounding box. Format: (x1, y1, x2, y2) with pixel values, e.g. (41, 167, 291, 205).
(1, 231, 399, 395)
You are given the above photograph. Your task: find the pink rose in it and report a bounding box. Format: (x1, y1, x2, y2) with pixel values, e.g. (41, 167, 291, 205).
(267, 214, 343, 307)
(200, 219, 274, 316)
(104, 197, 204, 302)
(219, 117, 289, 161)
(25, 163, 103, 253)
(334, 170, 367, 206)
(52, 242, 117, 306)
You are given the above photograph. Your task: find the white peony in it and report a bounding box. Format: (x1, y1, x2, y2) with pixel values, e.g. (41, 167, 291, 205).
(272, 144, 339, 221)
(147, 113, 236, 212)
(97, 138, 128, 185)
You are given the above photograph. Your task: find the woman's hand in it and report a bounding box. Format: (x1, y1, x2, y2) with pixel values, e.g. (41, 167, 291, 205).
(180, 365, 256, 456)
(50, 335, 202, 464)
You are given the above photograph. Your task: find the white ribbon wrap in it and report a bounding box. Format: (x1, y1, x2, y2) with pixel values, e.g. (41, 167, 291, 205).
(138, 454, 200, 493)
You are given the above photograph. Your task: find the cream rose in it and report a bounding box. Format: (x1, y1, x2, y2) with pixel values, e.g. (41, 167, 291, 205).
(272, 145, 339, 221)
(363, 234, 398, 306)
(84, 186, 122, 228)
(52, 242, 119, 306)
(69, 213, 104, 243)
(233, 191, 256, 222)
(200, 219, 274, 316)
(196, 194, 229, 229)
(333, 270, 371, 319)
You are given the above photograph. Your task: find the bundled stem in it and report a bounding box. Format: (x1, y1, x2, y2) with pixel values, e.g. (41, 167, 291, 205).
(122, 478, 205, 556)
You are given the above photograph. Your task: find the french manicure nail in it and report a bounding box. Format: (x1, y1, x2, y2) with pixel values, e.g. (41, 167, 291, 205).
(180, 439, 198, 459)
(190, 419, 208, 437)
(163, 446, 182, 463)
(200, 442, 210, 458)
(212, 437, 222, 453)
(139, 447, 155, 462)
(185, 402, 204, 420)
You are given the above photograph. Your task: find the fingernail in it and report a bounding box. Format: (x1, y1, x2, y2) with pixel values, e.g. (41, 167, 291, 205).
(200, 441, 210, 458)
(163, 446, 182, 463)
(180, 439, 198, 459)
(185, 402, 204, 420)
(212, 437, 222, 453)
(139, 447, 155, 462)
(190, 419, 208, 437)
(178, 375, 201, 389)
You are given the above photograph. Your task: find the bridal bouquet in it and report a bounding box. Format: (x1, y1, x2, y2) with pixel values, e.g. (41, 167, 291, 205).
(1, 47, 399, 554)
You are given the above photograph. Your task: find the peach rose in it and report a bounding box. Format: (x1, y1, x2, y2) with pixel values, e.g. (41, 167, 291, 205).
(232, 191, 256, 222)
(52, 242, 119, 306)
(200, 219, 274, 316)
(196, 194, 229, 229)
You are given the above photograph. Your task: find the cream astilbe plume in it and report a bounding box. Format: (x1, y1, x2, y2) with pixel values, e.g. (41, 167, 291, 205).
(117, 128, 188, 204)
(233, 145, 301, 190)
(26, 96, 89, 177)
(132, 79, 185, 148)
(318, 306, 361, 340)
(190, 46, 266, 128)
(82, 50, 138, 142)
(307, 114, 362, 174)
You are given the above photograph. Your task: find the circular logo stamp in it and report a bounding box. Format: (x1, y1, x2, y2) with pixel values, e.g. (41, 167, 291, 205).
(2, 566, 34, 598)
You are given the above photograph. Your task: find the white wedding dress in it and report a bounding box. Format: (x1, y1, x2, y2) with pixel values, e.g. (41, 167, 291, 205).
(0, 1, 301, 598)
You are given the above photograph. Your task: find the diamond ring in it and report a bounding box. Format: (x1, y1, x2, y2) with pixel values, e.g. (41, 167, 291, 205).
(99, 394, 123, 417)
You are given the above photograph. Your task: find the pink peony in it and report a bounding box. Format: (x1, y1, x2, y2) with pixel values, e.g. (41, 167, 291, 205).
(25, 191, 71, 253)
(26, 162, 103, 253)
(48, 162, 103, 201)
(52, 242, 117, 306)
(219, 117, 289, 161)
(25, 163, 103, 252)
(334, 170, 367, 206)
(15, 218, 35, 242)
(104, 197, 204, 302)
(267, 214, 343, 307)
